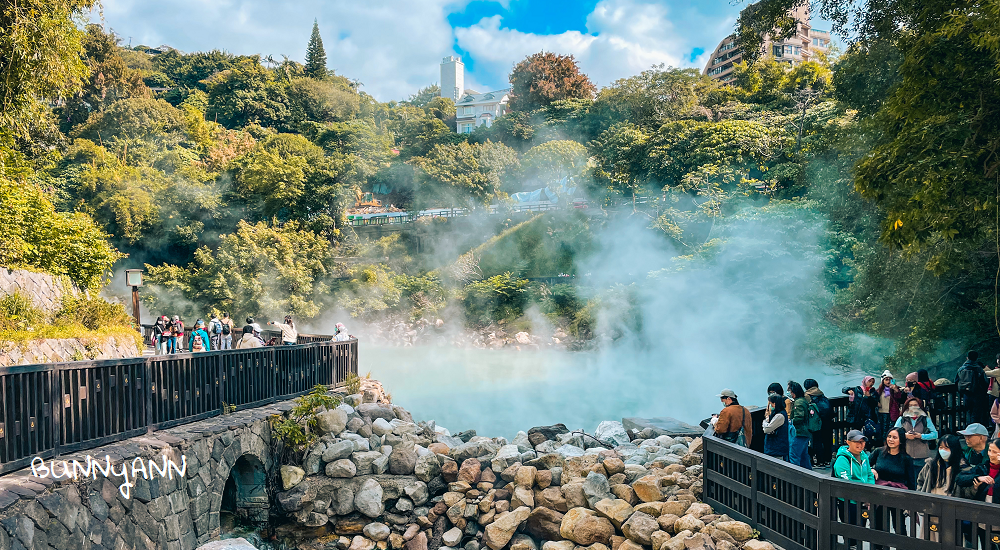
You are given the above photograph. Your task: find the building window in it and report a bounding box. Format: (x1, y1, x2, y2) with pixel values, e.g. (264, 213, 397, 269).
(784, 44, 793, 54)
(773, 45, 783, 57)
(462, 106, 473, 115)
(793, 45, 801, 55)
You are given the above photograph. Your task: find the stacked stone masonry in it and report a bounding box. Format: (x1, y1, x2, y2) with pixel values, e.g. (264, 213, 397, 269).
(0, 268, 80, 314)
(0, 399, 289, 550)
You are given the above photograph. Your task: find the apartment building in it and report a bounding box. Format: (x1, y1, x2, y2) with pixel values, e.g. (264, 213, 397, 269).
(703, 4, 830, 84)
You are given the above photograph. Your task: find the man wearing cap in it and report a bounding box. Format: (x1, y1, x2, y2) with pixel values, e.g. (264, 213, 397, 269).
(712, 389, 752, 447)
(959, 423, 990, 466)
(834, 430, 875, 483)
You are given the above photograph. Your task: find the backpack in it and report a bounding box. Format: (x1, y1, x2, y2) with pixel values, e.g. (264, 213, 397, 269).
(807, 402, 823, 433)
(192, 333, 205, 351)
(736, 407, 748, 447)
(211, 320, 221, 335)
(957, 364, 986, 394)
(222, 322, 231, 335)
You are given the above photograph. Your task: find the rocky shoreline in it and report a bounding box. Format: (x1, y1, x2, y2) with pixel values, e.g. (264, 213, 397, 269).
(269, 382, 772, 550)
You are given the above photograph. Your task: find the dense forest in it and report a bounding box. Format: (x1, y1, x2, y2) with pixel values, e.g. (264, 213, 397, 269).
(2, 0, 998, 372)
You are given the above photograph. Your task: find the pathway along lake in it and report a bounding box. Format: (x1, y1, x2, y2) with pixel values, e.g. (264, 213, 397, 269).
(360, 343, 865, 440)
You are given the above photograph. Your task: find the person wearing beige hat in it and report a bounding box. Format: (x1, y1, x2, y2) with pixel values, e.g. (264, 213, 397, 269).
(711, 389, 752, 447)
(875, 370, 905, 446)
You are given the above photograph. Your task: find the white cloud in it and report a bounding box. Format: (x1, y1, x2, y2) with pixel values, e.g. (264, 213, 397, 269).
(94, 0, 469, 101)
(455, 0, 738, 90)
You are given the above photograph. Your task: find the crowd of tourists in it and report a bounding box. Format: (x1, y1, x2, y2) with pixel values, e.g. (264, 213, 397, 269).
(148, 313, 353, 353)
(710, 350, 1000, 504)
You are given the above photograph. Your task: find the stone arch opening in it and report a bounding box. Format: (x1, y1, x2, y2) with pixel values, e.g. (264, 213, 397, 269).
(221, 453, 269, 531)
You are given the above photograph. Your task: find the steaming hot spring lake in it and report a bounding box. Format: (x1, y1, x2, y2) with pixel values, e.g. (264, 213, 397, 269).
(360, 343, 865, 440)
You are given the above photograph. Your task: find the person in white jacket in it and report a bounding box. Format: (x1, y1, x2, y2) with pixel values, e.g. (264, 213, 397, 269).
(269, 315, 298, 345)
(236, 325, 263, 349)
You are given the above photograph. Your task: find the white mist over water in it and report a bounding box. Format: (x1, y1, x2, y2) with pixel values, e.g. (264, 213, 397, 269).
(360, 343, 864, 440)
(355, 203, 884, 439)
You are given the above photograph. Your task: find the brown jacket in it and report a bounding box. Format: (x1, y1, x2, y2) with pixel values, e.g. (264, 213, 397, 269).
(716, 403, 753, 444)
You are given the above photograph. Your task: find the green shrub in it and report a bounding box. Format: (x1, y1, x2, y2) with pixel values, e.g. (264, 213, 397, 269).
(0, 292, 44, 331)
(344, 372, 361, 395)
(55, 295, 135, 330)
(463, 272, 529, 326)
(270, 385, 343, 457)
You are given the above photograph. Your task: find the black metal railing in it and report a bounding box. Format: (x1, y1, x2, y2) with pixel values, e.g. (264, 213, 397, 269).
(704, 425, 1000, 550)
(0, 340, 358, 475)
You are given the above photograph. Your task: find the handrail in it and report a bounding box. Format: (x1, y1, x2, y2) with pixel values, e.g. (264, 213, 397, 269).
(702, 424, 1000, 549)
(0, 340, 358, 475)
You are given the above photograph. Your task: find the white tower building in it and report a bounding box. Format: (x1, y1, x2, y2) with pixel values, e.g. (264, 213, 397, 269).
(440, 56, 464, 102)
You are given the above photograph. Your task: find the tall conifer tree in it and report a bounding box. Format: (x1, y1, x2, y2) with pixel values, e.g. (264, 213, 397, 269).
(304, 19, 327, 79)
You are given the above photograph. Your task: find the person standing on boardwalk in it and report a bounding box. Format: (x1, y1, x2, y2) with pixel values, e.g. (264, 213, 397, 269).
(711, 389, 752, 447)
(269, 315, 298, 346)
(894, 396, 938, 473)
(762, 393, 789, 461)
(208, 313, 223, 350)
(787, 381, 813, 469)
(219, 312, 234, 350)
(955, 351, 988, 426)
(804, 378, 834, 467)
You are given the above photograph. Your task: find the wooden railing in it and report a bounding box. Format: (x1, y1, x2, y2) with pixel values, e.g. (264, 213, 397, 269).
(703, 425, 1000, 549)
(0, 340, 358, 475)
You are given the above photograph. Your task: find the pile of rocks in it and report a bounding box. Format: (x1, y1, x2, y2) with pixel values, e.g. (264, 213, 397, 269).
(275, 397, 772, 550)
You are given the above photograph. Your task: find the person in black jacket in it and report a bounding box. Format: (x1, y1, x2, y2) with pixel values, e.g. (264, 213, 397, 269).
(955, 350, 989, 426)
(804, 378, 834, 467)
(843, 376, 879, 443)
(957, 438, 1000, 501)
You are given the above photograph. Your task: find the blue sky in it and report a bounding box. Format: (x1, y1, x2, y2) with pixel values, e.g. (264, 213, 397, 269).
(93, 0, 833, 101)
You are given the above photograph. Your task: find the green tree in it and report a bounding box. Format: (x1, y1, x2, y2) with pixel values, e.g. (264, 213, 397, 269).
(463, 272, 529, 326)
(0, 0, 96, 139)
(521, 140, 589, 183)
(407, 85, 441, 107)
(411, 141, 519, 205)
(590, 66, 707, 130)
(205, 56, 291, 129)
(143, 220, 335, 319)
(508, 52, 596, 112)
(287, 76, 360, 123)
(71, 97, 186, 142)
(0, 177, 124, 290)
(304, 20, 328, 79)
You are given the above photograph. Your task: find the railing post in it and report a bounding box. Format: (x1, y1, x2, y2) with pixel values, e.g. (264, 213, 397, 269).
(144, 358, 153, 434)
(50, 366, 61, 455)
(817, 474, 831, 550)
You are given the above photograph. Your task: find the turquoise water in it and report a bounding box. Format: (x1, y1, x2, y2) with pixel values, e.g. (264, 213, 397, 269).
(359, 343, 864, 440)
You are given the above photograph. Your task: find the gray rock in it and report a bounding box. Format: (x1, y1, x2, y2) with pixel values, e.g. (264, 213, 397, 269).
(395, 497, 414, 512)
(348, 417, 366, 432)
(281, 465, 305, 490)
(196, 537, 259, 550)
(326, 459, 357, 478)
(554, 444, 585, 457)
(668, 443, 689, 455)
(512, 432, 533, 453)
(338, 403, 356, 416)
(304, 450, 324, 475)
(374, 454, 391, 475)
(452, 440, 500, 463)
(582, 471, 614, 508)
(390, 443, 418, 475)
(550, 467, 563, 486)
(535, 440, 559, 453)
(594, 420, 631, 446)
(358, 403, 396, 421)
(414, 454, 441, 483)
(324, 440, 357, 462)
(404, 481, 429, 505)
(373, 418, 394, 436)
(437, 434, 466, 449)
(371, 434, 383, 450)
(331, 486, 355, 515)
(318, 409, 349, 435)
(345, 394, 363, 407)
(495, 445, 521, 461)
(355, 478, 385, 518)
(364, 522, 391, 541)
(443, 527, 463, 547)
(353, 451, 385, 475)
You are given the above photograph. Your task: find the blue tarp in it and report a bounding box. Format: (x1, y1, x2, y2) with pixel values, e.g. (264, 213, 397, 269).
(510, 177, 578, 204)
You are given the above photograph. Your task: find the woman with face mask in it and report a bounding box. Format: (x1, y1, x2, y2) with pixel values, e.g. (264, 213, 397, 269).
(917, 434, 964, 496)
(843, 375, 879, 441)
(893, 396, 938, 472)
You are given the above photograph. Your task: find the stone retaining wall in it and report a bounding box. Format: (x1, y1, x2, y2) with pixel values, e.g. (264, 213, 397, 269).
(0, 268, 79, 314)
(0, 399, 286, 550)
(0, 336, 141, 367)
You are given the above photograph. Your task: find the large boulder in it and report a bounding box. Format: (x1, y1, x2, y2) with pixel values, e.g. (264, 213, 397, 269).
(536, 487, 569, 512)
(559, 508, 614, 546)
(331, 486, 356, 515)
(594, 421, 630, 447)
(510, 534, 538, 550)
(323, 439, 354, 462)
(281, 465, 305, 490)
(528, 424, 570, 447)
(458, 458, 482, 484)
(593, 499, 634, 529)
(404, 481, 429, 506)
(355, 478, 385, 517)
(327, 459, 358, 478)
(354, 451, 385, 475)
(582, 472, 614, 507)
(406, 531, 428, 550)
(364, 522, 391, 541)
(526, 507, 565, 541)
(453, 440, 501, 463)
(390, 443, 418, 475)
(621, 512, 658, 545)
(443, 527, 464, 547)
(483, 506, 532, 550)
(714, 521, 754, 542)
(373, 418, 394, 436)
(358, 403, 396, 421)
(317, 408, 349, 435)
(673, 515, 704, 533)
(415, 454, 441, 482)
(632, 476, 662, 502)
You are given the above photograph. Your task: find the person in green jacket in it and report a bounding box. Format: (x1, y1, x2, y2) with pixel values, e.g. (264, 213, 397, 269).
(833, 430, 875, 548)
(787, 381, 813, 469)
